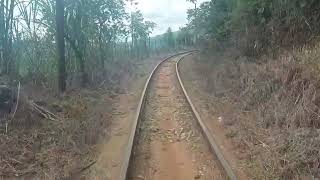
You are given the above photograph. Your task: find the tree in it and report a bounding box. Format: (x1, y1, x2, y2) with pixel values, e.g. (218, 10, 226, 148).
(0, 0, 158, 90)
(185, 0, 320, 54)
(0, 0, 15, 75)
(64, 0, 127, 86)
(56, 0, 66, 92)
(187, 0, 197, 9)
(176, 27, 192, 47)
(130, 10, 155, 59)
(0, 0, 4, 69)
(165, 27, 175, 49)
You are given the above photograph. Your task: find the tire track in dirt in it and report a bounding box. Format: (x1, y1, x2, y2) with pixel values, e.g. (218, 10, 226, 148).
(128, 55, 225, 180)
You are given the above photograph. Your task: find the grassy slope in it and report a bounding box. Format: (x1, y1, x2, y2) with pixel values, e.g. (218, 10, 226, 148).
(179, 44, 320, 179)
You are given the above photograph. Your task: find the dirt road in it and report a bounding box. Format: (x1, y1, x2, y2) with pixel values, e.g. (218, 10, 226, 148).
(128, 55, 225, 180)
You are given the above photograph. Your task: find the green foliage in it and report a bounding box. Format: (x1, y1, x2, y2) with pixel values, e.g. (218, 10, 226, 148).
(131, 11, 155, 41)
(165, 27, 175, 49)
(176, 27, 193, 47)
(0, 0, 158, 89)
(186, 0, 320, 54)
(130, 10, 156, 59)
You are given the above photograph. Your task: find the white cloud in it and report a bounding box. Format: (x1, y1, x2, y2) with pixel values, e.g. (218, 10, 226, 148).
(130, 0, 208, 36)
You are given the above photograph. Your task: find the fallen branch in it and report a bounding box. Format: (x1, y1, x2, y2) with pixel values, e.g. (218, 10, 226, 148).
(64, 161, 97, 180)
(79, 161, 97, 173)
(29, 101, 60, 122)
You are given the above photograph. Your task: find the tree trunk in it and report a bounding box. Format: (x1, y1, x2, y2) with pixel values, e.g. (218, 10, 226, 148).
(0, 0, 4, 74)
(1, 0, 14, 75)
(98, 33, 104, 70)
(5, 0, 14, 75)
(65, 34, 87, 87)
(148, 37, 151, 57)
(77, 51, 87, 87)
(56, 0, 66, 92)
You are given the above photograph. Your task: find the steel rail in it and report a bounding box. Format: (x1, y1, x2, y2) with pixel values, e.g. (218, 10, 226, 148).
(119, 51, 195, 180)
(176, 53, 238, 180)
(120, 51, 237, 180)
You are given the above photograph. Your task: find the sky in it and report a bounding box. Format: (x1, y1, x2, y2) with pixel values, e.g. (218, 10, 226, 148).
(130, 0, 208, 36)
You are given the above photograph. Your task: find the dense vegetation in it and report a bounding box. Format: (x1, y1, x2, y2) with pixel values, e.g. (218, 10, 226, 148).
(182, 0, 320, 178)
(185, 0, 320, 55)
(0, 0, 162, 92)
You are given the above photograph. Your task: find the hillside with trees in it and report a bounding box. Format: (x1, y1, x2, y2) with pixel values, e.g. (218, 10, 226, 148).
(177, 0, 320, 179)
(185, 0, 320, 53)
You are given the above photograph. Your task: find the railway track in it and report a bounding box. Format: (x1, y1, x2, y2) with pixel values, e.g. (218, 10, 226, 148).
(120, 52, 237, 180)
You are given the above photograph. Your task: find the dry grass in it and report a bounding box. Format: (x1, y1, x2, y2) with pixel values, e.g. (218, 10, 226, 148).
(0, 87, 111, 179)
(0, 54, 163, 179)
(191, 44, 320, 179)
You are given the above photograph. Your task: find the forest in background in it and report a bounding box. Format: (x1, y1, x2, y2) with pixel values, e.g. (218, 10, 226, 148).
(0, 0, 194, 93)
(3, 0, 319, 92)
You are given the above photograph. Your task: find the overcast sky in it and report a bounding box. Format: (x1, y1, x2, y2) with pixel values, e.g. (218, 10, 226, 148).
(130, 0, 208, 36)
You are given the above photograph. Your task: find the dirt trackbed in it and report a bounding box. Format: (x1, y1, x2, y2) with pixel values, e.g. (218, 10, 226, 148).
(127, 54, 225, 180)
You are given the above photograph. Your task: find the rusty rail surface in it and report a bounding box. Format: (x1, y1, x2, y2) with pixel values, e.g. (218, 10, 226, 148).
(120, 51, 237, 180)
(119, 51, 194, 180)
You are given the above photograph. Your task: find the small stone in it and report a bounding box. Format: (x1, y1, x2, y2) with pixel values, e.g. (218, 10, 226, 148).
(136, 175, 145, 179)
(180, 133, 186, 139)
(194, 175, 201, 179)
